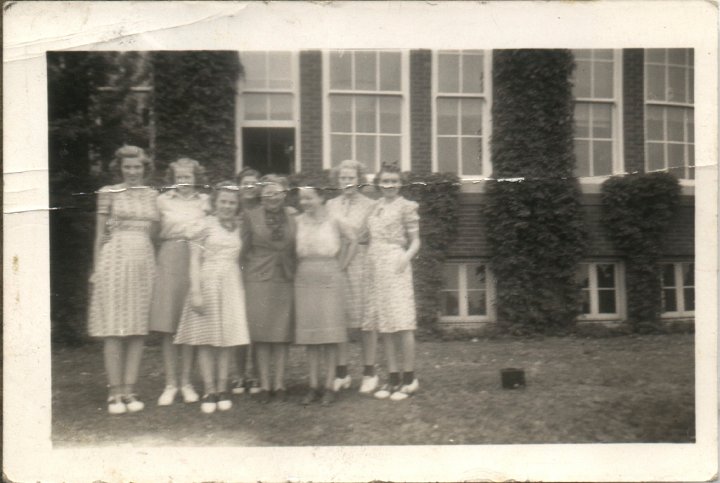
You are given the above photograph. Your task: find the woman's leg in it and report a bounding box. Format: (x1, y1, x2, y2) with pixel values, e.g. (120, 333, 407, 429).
(255, 342, 271, 392)
(197, 346, 216, 395)
(361, 330, 378, 368)
(336, 342, 349, 374)
(382, 332, 398, 375)
(217, 347, 232, 393)
(179, 344, 195, 387)
(272, 343, 289, 391)
(324, 344, 338, 390)
(123, 335, 145, 394)
(306, 346, 320, 389)
(103, 337, 124, 396)
(161, 334, 178, 387)
(400, 330, 415, 374)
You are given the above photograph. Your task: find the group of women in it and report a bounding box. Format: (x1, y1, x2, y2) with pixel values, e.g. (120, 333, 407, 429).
(88, 145, 421, 415)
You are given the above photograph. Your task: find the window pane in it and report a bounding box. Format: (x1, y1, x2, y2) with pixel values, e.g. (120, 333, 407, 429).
(577, 264, 590, 288)
(441, 292, 460, 316)
(594, 61, 614, 98)
(645, 49, 666, 63)
(355, 96, 376, 133)
(379, 51, 401, 91)
(646, 64, 666, 101)
(467, 290, 487, 316)
(688, 110, 694, 142)
(380, 136, 401, 167)
(330, 96, 352, 132)
(461, 137, 482, 175)
(574, 140, 590, 178)
(461, 52, 483, 94)
(647, 142, 665, 171)
(682, 262, 694, 286)
(244, 93, 267, 120)
(668, 66, 688, 103)
(438, 53, 460, 93)
(241, 52, 267, 89)
(355, 51, 377, 90)
(598, 290, 616, 313)
(667, 143, 686, 170)
(684, 288, 695, 311)
(573, 49, 592, 61)
(593, 140, 613, 176)
(437, 98, 458, 135)
(460, 99, 482, 136)
(661, 264, 676, 287)
(330, 51, 352, 90)
(437, 137, 458, 173)
(646, 106, 664, 141)
(574, 103, 590, 137)
(594, 49, 614, 60)
(663, 288, 677, 312)
(356, 135, 376, 165)
(331, 134, 352, 165)
(667, 107, 685, 142)
(269, 94, 293, 120)
(379, 97, 401, 133)
(268, 52, 292, 89)
(466, 263, 486, 289)
(668, 48, 687, 65)
(573, 59, 592, 98)
(596, 264, 615, 288)
(592, 104, 612, 138)
(442, 264, 459, 290)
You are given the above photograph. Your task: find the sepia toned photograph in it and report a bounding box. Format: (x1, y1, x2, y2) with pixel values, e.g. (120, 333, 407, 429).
(4, 2, 717, 482)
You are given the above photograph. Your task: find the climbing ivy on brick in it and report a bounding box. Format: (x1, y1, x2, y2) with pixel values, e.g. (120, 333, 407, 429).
(484, 49, 588, 332)
(601, 172, 681, 331)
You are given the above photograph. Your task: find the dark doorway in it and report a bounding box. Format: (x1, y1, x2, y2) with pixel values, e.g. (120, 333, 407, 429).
(242, 127, 295, 175)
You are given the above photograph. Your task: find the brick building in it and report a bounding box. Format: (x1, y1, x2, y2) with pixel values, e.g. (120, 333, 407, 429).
(228, 49, 695, 330)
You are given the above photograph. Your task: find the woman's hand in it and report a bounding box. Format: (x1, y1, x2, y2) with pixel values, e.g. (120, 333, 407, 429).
(395, 253, 411, 274)
(191, 291, 204, 314)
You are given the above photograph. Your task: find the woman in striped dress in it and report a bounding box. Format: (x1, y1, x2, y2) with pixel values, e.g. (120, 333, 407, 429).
(174, 181, 250, 414)
(88, 145, 159, 415)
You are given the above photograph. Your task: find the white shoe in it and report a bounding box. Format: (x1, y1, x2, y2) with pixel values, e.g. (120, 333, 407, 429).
(231, 379, 245, 395)
(107, 395, 127, 415)
(359, 375, 379, 394)
(373, 384, 398, 400)
(201, 394, 217, 414)
(217, 393, 232, 411)
(390, 379, 419, 401)
(180, 384, 200, 403)
(123, 394, 145, 413)
(333, 375, 352, 392)
(157, 386, 178, 406)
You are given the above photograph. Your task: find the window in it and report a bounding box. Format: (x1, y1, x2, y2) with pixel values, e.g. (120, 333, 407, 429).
(571, 49, 621, 178)
(440, 262, 494, 320)
(660, 262, 695, 315)
(645, 49, 695, 179)
(237, 52, 297, 174)
(433, 50, 491, 176)
(325, 50, 406, 172)
(577, 262, 622, 319)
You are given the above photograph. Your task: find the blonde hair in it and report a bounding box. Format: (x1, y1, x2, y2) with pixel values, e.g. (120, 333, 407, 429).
(165, 157, 207, 187)
(330, 159, 367, 188)
(109, 145, 154, 182)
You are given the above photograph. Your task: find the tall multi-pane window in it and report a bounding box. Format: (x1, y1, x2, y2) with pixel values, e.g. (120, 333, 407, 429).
(433, 50, 489, 176)
(326, 50, 405, 171)
(571, 50, 619, 178)
(238, 52, 297, 174)
(440, 262, 493, 320)
(645, 49, 695, 179)
(577, 262, 621, 318)
(660, 262, 695, 315)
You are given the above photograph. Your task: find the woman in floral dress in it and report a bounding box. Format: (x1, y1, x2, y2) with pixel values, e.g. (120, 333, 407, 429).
(88, 145, 159, 415)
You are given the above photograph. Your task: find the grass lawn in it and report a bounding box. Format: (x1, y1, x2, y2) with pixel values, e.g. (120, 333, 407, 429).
(52, 334, 695, 446)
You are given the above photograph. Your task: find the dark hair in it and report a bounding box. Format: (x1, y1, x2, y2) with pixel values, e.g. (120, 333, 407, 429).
(109, 145, 154, 183)
(210, 180, 240, 214)
(164, 157, 207, 188)
(236, 167, 261, 185)
(260, 174, 289, 192)
(374, 161, 404, 187)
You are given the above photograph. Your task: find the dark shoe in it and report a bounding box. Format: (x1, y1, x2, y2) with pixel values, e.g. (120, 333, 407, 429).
(321, 390, 336, 406)
(254, 389, 271, 404)
(273, 388, 287, 402)
(301, 388, 321, 406)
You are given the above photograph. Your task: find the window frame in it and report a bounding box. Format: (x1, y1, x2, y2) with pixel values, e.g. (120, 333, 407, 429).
(322, 50, 410, 172)
(431, 50, 493, 179)
(577, 261, 626, 321)
(571, 49, 625, 182)
(439, 260, 496, 323)
(659, 261, 695, 317)
(643, 48, 695, 181)
(235, 51, 300, 172)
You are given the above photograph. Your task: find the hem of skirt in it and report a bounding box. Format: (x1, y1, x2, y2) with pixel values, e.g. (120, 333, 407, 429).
(89, 331, 149, 337)
(175, 341, 250, 347)
(377, 326, 417, 334)
(296, 339, 348, 345)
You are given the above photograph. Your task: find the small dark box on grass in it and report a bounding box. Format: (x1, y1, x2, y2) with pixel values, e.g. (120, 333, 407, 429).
(501, 368, 526, 389)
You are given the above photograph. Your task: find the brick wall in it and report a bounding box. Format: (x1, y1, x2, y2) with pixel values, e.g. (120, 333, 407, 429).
(299, 50, 323, 175)
(623, 49, 645, 174)
(410, 50, 433, 174)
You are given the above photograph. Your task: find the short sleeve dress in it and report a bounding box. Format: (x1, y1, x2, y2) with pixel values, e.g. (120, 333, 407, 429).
(88, 184, 159, 337)
(326, 193, 376, 329)
(149, 191, 210, 334)
(174, 216, 250, 347)
(364, 196, 420, 333)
